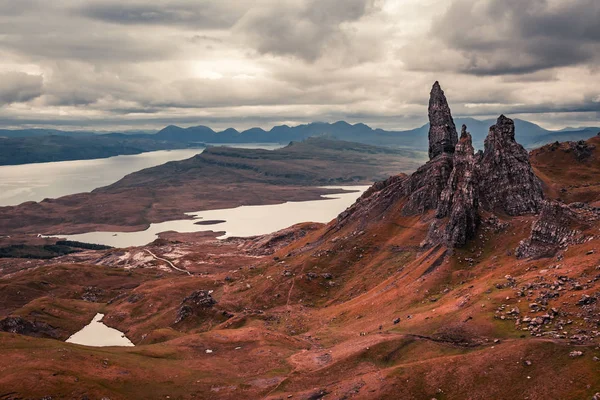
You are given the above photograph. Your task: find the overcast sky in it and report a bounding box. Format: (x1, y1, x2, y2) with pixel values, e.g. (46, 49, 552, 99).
(0, 0, 598, 131)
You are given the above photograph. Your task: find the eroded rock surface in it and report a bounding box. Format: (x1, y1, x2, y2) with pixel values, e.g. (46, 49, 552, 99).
(334, 84, 548, 250)
(428, 81, 458, 160)
(435, 126, 479, 247)
(401, 154, 454, 216)
(175, 290, 217, 324)
(516, 201, 600, 259)
(477, 115, 544, 216)
(0, 316, 60, 339)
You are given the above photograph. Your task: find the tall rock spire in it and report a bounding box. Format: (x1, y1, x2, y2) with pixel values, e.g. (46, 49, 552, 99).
(478, 115, 544, 215)
(428, 82, 458, 160)
(424, 125, 479, 248)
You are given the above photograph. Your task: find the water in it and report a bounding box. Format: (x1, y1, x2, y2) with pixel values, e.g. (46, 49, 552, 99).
(66, 313, 134, 347)
(0, 144, 282, 206)
(59, 186, 369, 248)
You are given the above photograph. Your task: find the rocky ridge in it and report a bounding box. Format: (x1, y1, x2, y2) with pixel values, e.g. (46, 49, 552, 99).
(339, 82, 546, 249)
(516, 201, 600, 259)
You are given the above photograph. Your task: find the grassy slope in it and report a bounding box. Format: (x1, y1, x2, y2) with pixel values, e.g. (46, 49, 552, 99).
(0, 138, 599, 399)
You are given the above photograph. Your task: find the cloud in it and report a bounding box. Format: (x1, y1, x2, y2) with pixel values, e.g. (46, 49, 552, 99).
(0, 0, 597, 132)
(0, 72, 43, 104)
(235, 0, 379, 62)
(402, 0, 600, 75)
(77, 0, 245, 29)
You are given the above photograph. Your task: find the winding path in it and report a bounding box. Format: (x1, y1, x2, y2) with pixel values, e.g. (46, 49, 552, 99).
(143, 249, 192, 276)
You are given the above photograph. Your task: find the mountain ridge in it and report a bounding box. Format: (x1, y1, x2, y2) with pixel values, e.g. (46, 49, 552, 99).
(2, 118, 598, 151)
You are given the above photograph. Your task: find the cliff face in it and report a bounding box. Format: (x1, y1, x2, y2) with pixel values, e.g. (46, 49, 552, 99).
(420, 87, 543, 248)
(477, 115, 544, 216)
(339, 82, 545, 249)
(516, 201, 600, 259)
(435, 126, 479, 247)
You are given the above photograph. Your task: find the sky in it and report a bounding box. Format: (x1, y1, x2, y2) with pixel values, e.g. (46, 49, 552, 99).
(0, 0, 598, 132)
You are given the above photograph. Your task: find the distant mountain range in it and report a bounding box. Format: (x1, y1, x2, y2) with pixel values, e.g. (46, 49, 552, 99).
(1, 118, 598, 165)
(150, 118, 599, 150)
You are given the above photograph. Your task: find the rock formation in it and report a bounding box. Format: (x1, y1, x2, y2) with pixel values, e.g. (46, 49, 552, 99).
(436, 126, 479, 247)
(174, 290, 217, 324)
(402, 82, 458, 215)
(566, 140, 596, 161)
(477, 115, 544, 216)
(335, 83, 546, 250)
(0, 316, 60, 339)
(428, 81, 458, 160)
(516, 201, 600, 259)
(401, 154, 454, 216)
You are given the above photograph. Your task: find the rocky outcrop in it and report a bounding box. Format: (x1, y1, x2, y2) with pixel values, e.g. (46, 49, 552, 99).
(401, 154, 454, 216)
(566, 140, 596, 161)
(333, 84, 547, 250)
(174, 290, 217, 324)
(478, 115, 544, 216)
(428, 82, 458, 160)
(0, 316, 60, 339)
(435, 126, 479, 247)
(516, 201, 600, 259)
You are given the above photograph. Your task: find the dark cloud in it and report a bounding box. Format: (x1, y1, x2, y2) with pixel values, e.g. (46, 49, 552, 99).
(0, 72, 43, 104)
(77, 1, 244, 29)
(235, 0, 377, 62)
(0, 0, 44, 16)
(0, 0, 596, 132)
(0, 30, 178, 63)
(404, 0, 600, 75)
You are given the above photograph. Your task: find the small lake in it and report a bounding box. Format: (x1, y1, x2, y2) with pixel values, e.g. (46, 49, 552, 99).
(0, 144, 282, 207)
(66, 313, 134, 347)
(59, 186, 369, 248)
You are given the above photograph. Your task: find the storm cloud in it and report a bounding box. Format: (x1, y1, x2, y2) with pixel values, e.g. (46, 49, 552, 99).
(0, 72, 43, 105)
(0, 0, 597, 131)
(404, 0, 600, 75)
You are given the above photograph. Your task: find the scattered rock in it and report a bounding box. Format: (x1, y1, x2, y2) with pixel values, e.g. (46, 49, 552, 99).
(174, 290, 217, 324)
(516, 201, 594, 259)
(81, 286, 104, 302)
(0, 316, 60, 339)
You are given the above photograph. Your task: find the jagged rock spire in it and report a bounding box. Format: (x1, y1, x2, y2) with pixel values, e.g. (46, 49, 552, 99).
(428, 125, 479, 247)
(428, 82, 458, 160)
(478, 115, 544, 215)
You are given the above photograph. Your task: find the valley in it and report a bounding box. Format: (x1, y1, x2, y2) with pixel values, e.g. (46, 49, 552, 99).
(0, 138, 425, 236)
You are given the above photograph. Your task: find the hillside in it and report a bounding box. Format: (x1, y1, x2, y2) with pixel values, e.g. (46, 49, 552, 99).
(0, 134, 203, 166)
(0, 137, 425, 235)
(0, 83, 599, 399)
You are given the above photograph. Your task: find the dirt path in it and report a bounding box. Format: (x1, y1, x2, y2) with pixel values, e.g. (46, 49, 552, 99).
(143, 249, 191, 276)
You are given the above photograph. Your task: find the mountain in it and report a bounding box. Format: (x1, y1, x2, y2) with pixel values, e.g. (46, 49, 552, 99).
(0, 128, 96, 138)
(152, 119, 600, 150)
(0, 119, 597, 166)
